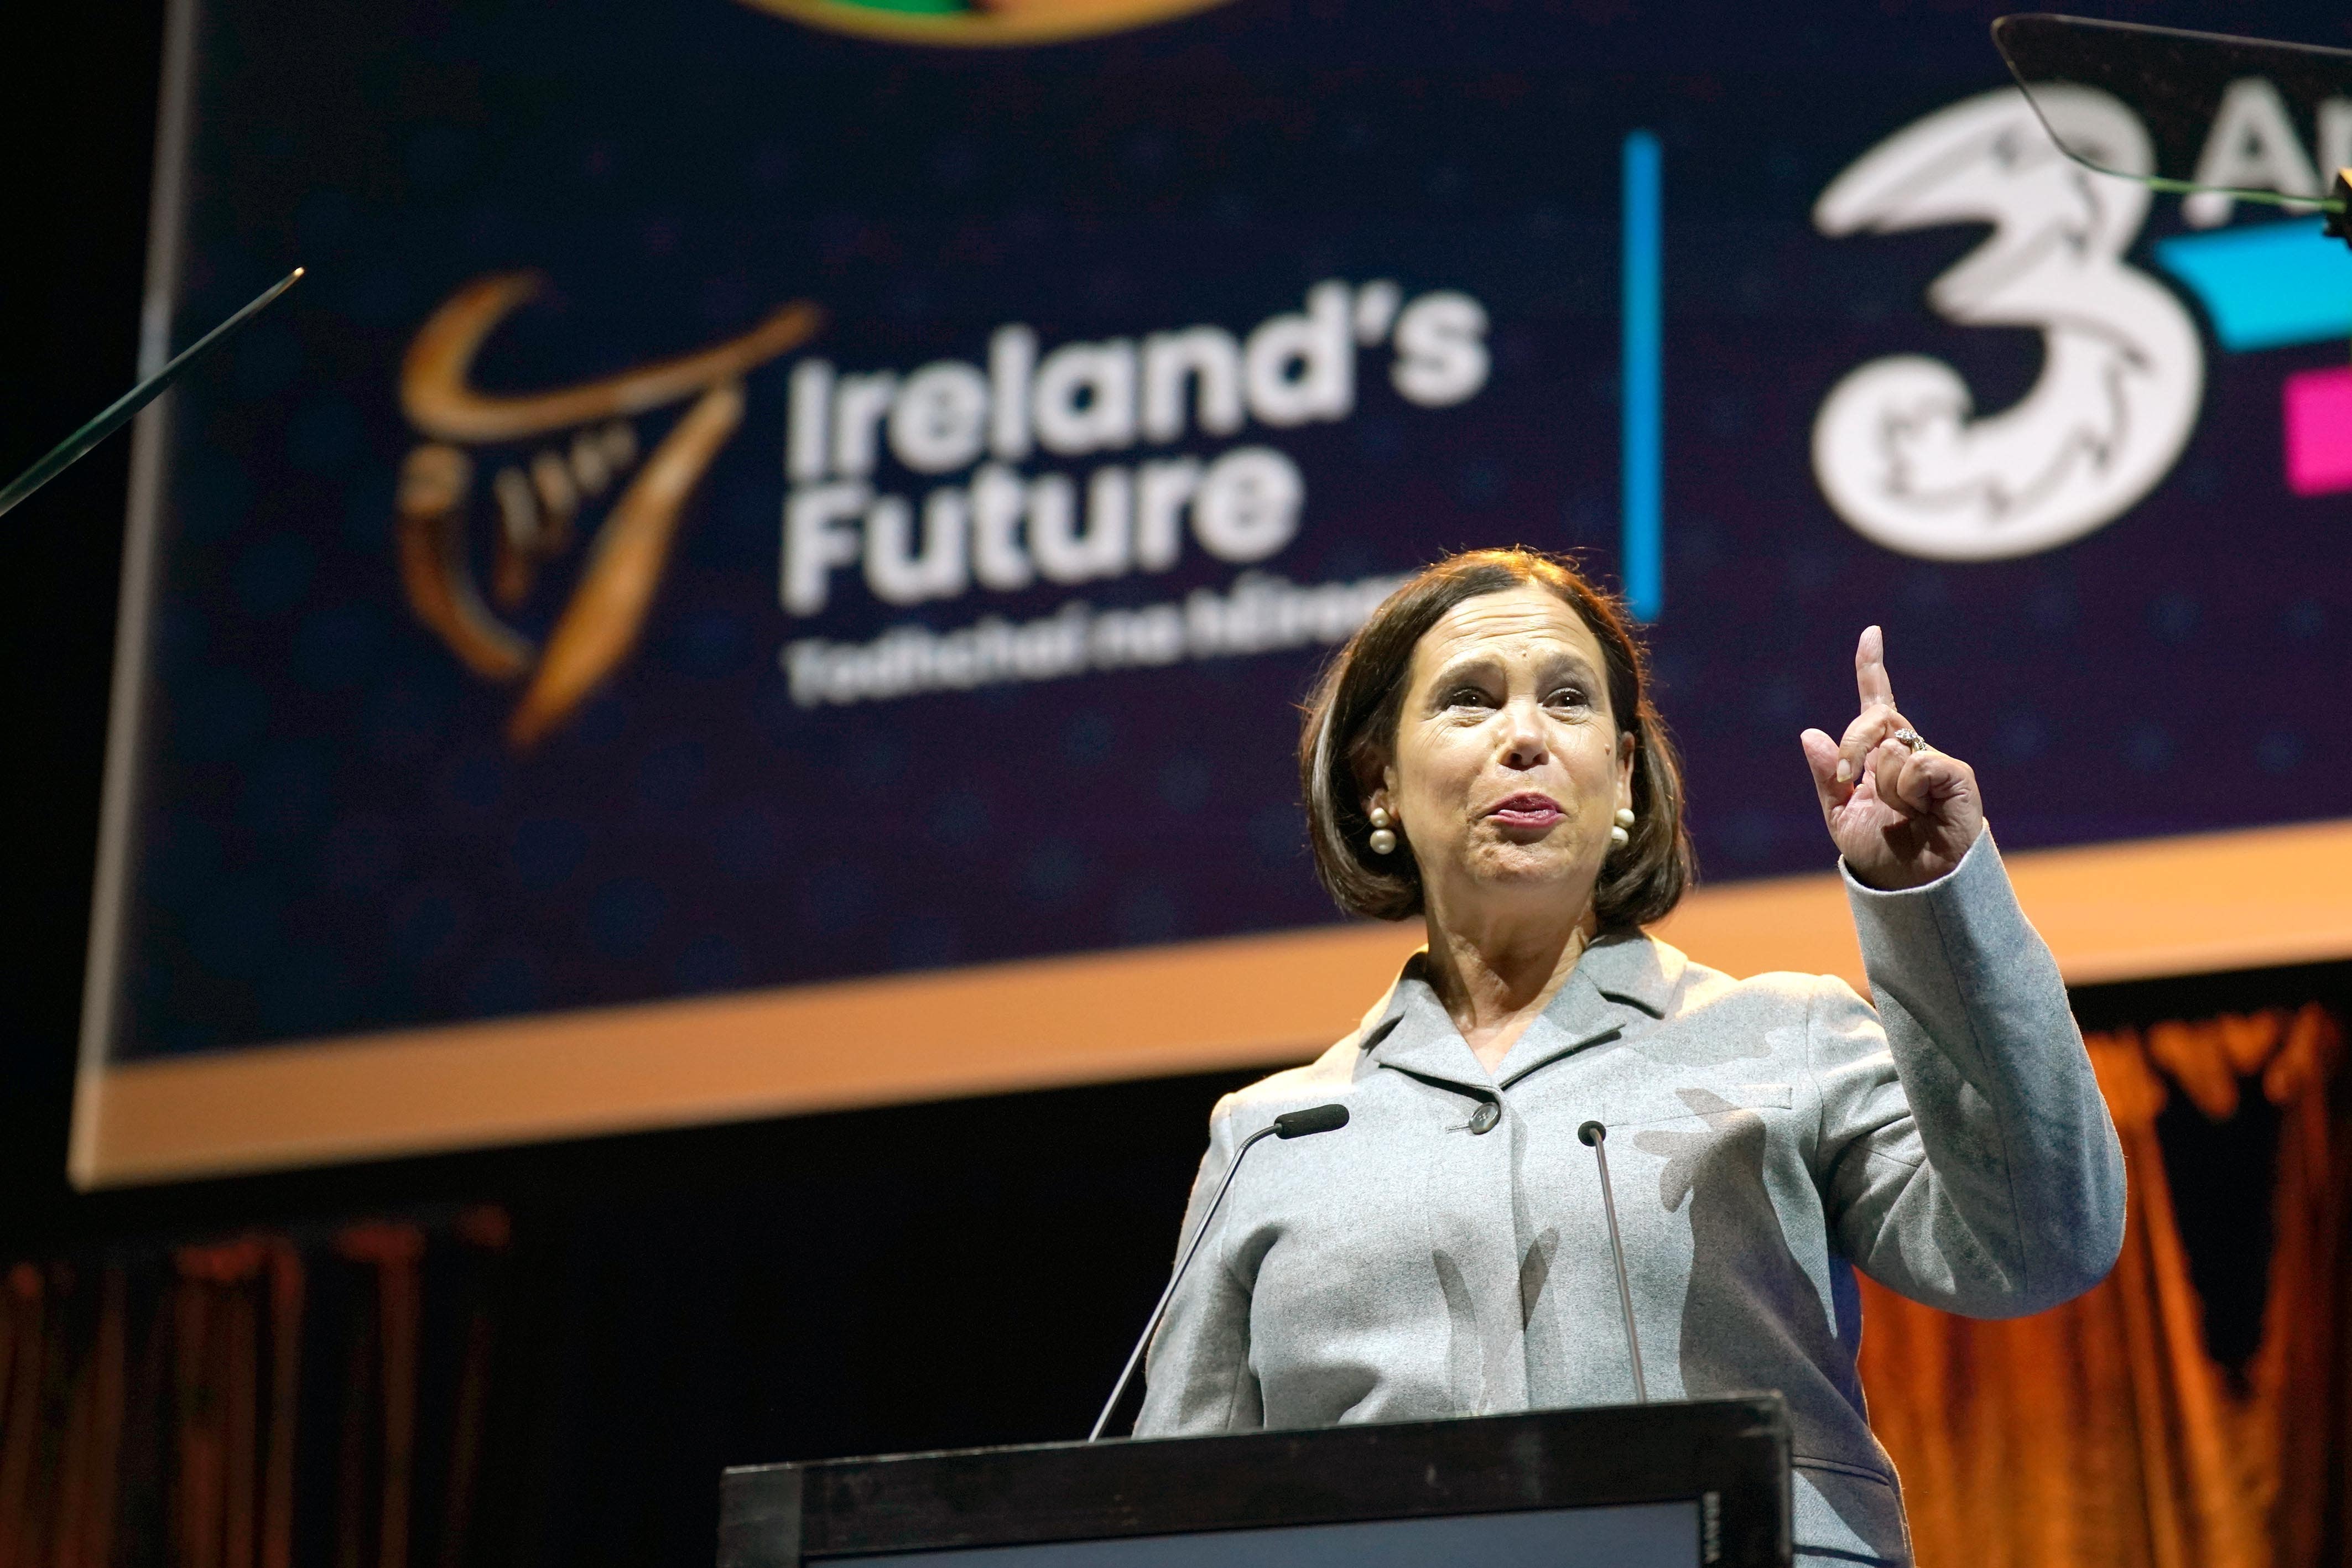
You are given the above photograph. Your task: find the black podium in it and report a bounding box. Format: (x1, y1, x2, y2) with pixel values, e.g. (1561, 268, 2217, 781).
(720, 1395, 1791, 1568)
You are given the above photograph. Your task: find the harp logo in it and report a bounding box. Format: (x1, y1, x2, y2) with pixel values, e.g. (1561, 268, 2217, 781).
(394, 275, 822, 749)
(733, 0, 1238, 48)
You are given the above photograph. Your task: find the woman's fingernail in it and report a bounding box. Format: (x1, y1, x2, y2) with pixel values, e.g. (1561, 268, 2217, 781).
(1835, 759, 1853, 783)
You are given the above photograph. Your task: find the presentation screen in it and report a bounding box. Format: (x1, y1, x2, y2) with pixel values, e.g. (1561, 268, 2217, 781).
(75, 0, 2352, 1185)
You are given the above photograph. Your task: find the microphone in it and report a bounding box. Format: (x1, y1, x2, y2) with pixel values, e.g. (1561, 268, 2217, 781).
(1087, 1102, 1351, 1440)
(1578, 1119, 1648, 1404)
(1271, 1103, 1347, 1138)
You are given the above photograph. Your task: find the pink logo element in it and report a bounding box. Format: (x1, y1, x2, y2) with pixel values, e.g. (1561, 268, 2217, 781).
(2283, 367, 2352, 496)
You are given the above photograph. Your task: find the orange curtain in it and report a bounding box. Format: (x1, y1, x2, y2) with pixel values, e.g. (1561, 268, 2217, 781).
(1859, 1003, 2350, 1568)
(0, 1261, 127, 1568)
(0, 1211, 506, 1568)
(332, 1223, 425, 1568)
(170, 1238, 304, 1568)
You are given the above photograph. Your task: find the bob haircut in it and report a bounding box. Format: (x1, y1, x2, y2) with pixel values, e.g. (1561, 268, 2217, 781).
(1298, 548, 1694, 928)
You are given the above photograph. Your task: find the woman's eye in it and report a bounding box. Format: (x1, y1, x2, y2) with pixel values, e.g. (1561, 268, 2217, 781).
(1546, 686, 1589, 708)
(1445, 686, 1493, 708)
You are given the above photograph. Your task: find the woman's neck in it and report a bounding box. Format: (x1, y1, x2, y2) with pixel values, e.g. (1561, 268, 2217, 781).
(1420, 897, 1598, 1074)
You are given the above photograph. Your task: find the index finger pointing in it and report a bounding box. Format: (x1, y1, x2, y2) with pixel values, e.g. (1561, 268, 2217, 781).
(1854, 624, 1896, 713)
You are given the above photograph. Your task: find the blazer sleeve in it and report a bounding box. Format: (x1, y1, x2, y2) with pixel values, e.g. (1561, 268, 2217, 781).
(1807, 826, 2127, 1318)
(1132, 1093, 1264, 1435)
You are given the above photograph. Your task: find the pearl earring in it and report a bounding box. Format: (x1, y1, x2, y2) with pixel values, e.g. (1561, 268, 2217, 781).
(1610, 806, 1636, 850)
(1367, 805, 1397, 856)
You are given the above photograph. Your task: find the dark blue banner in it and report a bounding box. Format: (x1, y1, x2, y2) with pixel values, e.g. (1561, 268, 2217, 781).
(97, 0, 2352, 1078)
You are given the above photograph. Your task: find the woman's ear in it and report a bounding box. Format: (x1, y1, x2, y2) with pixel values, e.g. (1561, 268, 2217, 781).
(1349, 744, 1397, 819)
(1616, 730, 1637, 809)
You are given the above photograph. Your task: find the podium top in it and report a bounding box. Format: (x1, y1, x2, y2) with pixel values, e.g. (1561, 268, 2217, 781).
(720, 1395, 1791, 1568)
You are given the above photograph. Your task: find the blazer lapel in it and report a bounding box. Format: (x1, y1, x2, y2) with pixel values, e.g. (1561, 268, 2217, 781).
(1355, 934, 1689, 1092)
(1357, 954, 1495, 1094)
(1493, 931, 1684, 1088)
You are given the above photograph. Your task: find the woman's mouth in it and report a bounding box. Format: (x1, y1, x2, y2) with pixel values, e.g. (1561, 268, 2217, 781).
(1486, 792, 1565, 830)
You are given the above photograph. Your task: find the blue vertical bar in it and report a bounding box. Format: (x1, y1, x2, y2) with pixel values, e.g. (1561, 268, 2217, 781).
(1621, 130, 1663, 622)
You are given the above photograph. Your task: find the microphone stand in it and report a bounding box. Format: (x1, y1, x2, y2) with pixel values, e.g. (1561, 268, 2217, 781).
(1579, 1119, 1648, 1404)
(0, 267, 304, 520)
(1088, 1103, 1348, 1441)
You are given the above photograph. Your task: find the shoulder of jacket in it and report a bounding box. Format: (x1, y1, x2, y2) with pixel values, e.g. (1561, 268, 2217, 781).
(1662, 950, 1855, 1018)
(1208, 1038, 1359, 1129)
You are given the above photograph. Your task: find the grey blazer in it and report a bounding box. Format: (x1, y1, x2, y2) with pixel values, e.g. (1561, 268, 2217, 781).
(1133, 829, 2126, 1568)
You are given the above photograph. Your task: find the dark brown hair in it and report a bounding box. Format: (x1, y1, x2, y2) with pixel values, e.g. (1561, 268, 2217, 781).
(1298, 548, 1693, 927)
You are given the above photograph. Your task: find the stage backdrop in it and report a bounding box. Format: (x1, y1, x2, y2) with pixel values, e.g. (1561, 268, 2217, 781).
(72, 0, 2352, 1185)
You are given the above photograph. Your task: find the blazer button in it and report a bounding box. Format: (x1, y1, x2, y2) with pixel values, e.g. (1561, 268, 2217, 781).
(1468, 1101, 1501, 1134)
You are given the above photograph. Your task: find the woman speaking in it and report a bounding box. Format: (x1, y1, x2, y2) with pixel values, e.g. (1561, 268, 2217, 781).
(1133, 548, 2126, 1568)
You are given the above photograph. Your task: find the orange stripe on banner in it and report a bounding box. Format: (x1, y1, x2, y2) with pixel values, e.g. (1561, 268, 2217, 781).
(71, 818, 2352, 1187)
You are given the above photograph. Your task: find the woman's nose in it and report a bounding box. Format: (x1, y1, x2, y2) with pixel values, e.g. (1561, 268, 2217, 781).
(1498, 702, 1550, 769)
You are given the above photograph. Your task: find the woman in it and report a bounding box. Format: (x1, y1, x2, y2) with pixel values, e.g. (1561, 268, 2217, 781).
(1134, 549, 2125, 1568)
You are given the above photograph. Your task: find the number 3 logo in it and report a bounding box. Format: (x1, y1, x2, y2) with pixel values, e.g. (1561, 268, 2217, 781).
(1811, 86, 2204, 560)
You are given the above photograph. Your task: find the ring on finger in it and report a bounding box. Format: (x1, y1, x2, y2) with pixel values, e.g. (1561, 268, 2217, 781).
(1891, 727, 1929, 753)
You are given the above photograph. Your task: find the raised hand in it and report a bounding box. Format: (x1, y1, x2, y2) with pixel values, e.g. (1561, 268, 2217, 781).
(1798, 626, 1984, 890)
